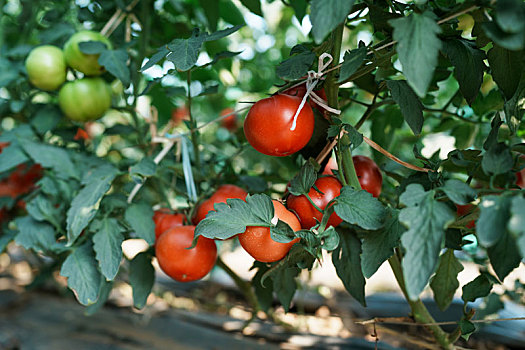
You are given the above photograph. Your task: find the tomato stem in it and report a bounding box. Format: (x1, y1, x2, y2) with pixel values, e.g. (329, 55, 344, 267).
(304, 193, 323, 214)
(187, 71, 201, 169)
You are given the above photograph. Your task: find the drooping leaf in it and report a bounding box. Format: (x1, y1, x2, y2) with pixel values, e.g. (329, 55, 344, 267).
(334, 186, 387, 230)
(129, 252, 155, 309)
(487, 45, 523, 100)
(272, 266, 300, 312)
(494, 0, 525, 34)
(125, 203, 155, 245)
(477, 195, 512, 247)
(386, 80, 424, 135)
(60, 243, 102, 306)
(14, 216, 57, 254)
(85, 279, 113, 316)
(98, 49, 130, 86)
(390, 12, 442, 97)
(92, 218, 125, 281)
(399, 184, 455, 300)
(487, 230, 521, 281)
(310, 0, 355, 44)
(462, 274, 493, 303)
(290, 0, 307, 20)
(430, 249, 464, 311)
(337, 47, 367, 83)
(441, 179, 477, 205)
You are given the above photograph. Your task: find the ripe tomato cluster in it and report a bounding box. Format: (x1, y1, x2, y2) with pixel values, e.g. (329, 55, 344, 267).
(25, 30, 113, 123)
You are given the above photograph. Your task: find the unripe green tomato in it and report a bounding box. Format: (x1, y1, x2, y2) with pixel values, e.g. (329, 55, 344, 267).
(25, 45, 67, 91)
(63, 31, 112, 76)
(58, 77, 112, 122)
(110, 79, 124, 96)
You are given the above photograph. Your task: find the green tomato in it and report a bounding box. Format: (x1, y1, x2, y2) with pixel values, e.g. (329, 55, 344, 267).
(58, 77, 112, 122)
(25, 45, 67, 91)
(63, 31, 112, 76)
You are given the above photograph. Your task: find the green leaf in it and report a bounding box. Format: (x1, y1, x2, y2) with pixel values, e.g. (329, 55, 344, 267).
(487, 230, 521, 281)
(476, 293, 505, 319)
(140, 47, 170, 72)
(251, 262, 273, 312)
(276, 48, 316, 81)
(430, 249, 464, 311)
(508, 196, 525, 258)
(199, 0, 219, 31)
(462, 274, 493, 303)
(495, 0, 525, 34)
(31, 105, 62, 134)
(21, 140, 78, 179)
(0, 143, 28, 172)
(129, 252, 155, 309)
(67, 164, 119, 244)
(166, 30, 205, 71)
(442, 39, 485, 105)
(0, 231, 16, 253)
(343, 124, 364, 150)
(14, 216, 57, 254)
(390, 12, 442, 97)
(310, 0, 354, 44)
(477, 195, 512, 247)
(125, 203, 155, 245)
(290, 0, 307, 20)
(482, 143, 514, 175)
(240, 0, 262, 16)
(130, 157, 156, 177)
(270, 220, 297, 244)
(218, 2, 245, 26)
(26, 195, 62, 229)
(204, 25, 244, 42)
(386, 80, 424, 135)
(92, 218, 125, 281)
(99, 49, 130, 87)
(195, 194, 274, 240)
(332, 229, 366, 306)
(85, 279, 113, 316)
(472, 90, 504, 116)
(337, 47, 367, 83)
(288, 162, 317, 196)
(487, 45, 523, 100)
(334, 186, 387, 230)
(78, 41, 108, 54)
(441, 179, 477, 205)
(483, 22, 525, 51)
(459, 319, 476, 340)
(361, 208, 404, 278)
(399, 184, 455, 300)
(272, 266, 299, 312)
(60, 243, 102, 306)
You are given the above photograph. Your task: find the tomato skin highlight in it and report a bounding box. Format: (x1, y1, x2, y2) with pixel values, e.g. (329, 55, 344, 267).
(25, 45, 67, 91)
(192, 185, 248, 225)
(155, 213, 186, 240)
(287, 176, 343, 229)
(155, 226, 217, 282)
(244, 94, 314, 157)
(238, 200, 300, 263)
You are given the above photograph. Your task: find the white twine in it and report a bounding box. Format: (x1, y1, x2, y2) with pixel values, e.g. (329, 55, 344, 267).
(289, 53, 341, 131)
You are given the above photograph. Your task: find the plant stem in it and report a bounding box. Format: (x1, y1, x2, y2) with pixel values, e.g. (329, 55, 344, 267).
(216, 257, 260, 313)
(186, 71, 201, 168)
(388, 255, 454, 349)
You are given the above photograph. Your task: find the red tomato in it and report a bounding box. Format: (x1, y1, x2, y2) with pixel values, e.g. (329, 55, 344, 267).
(220, 107, 238, 131)
(456, 204, 476, 229)
(155, 225, 217, 282)
(353, 156, 382, 198)
(192, 184, 248, 225)
(282, 83, 327, 114)
(171, 106, 190, 126)
(0, 142, 9, 153)
(244, 94, 314, 157)
(74, 128, 90, 141)
(287, 176, 343, 229)
(321, 156, 338, 175)
(155, 213, 186, 240)
(516, 156, 525, 188)
(153, 208, 171, 225)
(9, 164, 43, 196)
(238, 200, 300, 263)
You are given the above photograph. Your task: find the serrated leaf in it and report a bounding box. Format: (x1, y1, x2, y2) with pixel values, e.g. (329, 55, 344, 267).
(442, 39, 485, 105)
(92, 218, 125, 281)
(334, 186, 387, 230)
(130, 158, 156, 177)
(0, 143, 28, 172)
(125, 203, 155, 245)
(390, 12, 442, 97)
(399, 184, 455, 300)
(462, 274, 493, 303)
(487, 45, 523, 100)
(361, 208, 404, 278)
(166, 31, 205, 71)
(441, 179, 477, 205)
(310, 0, 354, 44)
(430, 249, 464, 311)
(140, 47, 170, 72)
(477, 195, 512, 247)
(98, 49, 130, 86)
(195, 194, 274, 240)
(332, 229, 366, 306)
(67, 164, 119, 244)
(60, 244, 102, 306)
(276, 50, 316, 81)
(386, 80, 424, 135)
(482, 142, 514, 175)
(129, 252, 155, 309)
(21, 140, 78, 179)
(487, 230, 521, 281)
(338, 47, 367, 83)
(204, 25, 244, 42)
(288, 162, 317, 196)
(240, 0, 262, 16)
(14, 216, 56, 254)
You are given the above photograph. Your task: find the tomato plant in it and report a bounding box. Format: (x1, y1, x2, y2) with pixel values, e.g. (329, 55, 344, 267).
(155, 226, 217, 282)
(58, 77, 112, 122)
(63, 31, 112, 76)
(287, 176, 343, 229)
(25, 45, 67, 91)
(244, 94, 314, 156)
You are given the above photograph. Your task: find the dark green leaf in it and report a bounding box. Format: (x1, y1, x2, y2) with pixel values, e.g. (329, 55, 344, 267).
(288, 162, 317, 196)
(484, 22, 525, 51)
(483, 115, 503, 151)
(476, 293, 505, 319)
(320, 226, 340, 251)
(334, 186, 387, 230)
(482, 143, 514, 175)
(125, 203, 155, 245)
(140, 47, 170, 72)
(343, 124, 363, 150)
(270, 220, 297, 243)
(276, 49, 316, 81)
(251, 262, 273, 312)
(338, 47, 367, 83)
(60, 244, 102, 306)
(290, 0, 307, 20)
(26, 195, 62, 229)
(441, 179, 477, 205)
(442, 39, 485, 105)
(332, 229, 366, 306)
(361, 208, 404, 278)
(129, 252, 155, 309)
(14, 216, 57, 254)
(219, 2, 245, 26)
(460, 319, 476, 340)
(477, 195, 512, 247)
(487, 45, 523, 100)
(78, 41, 108, 54)
(92, 218, 125, 281)
(495, 0, 525, 34)
(310, 0, 354, 44)
(31, 105, 62, 134)
(272, 266, 299, 312)
(199, 0, 219, 31)
(487, 230, 521, 281)
(508, 196, 525, 258)
(0, 143, 28, 172)
(0, 231, 16, 253)
(390, 12, 442, 97)
(21, 140, 78, 179)
(99, 49, 130, 86)
(130, 158, 156, 177)
(386, 80, 424, 135)
(240, 0, 262, 16)
(204, 25, 244, 42)
(399, 184, 455, 300)
(86, 280, 113, 315)
(166, 31, 205, 71)
(430, 249, 464, 311)
(462, 274, 493, 303)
